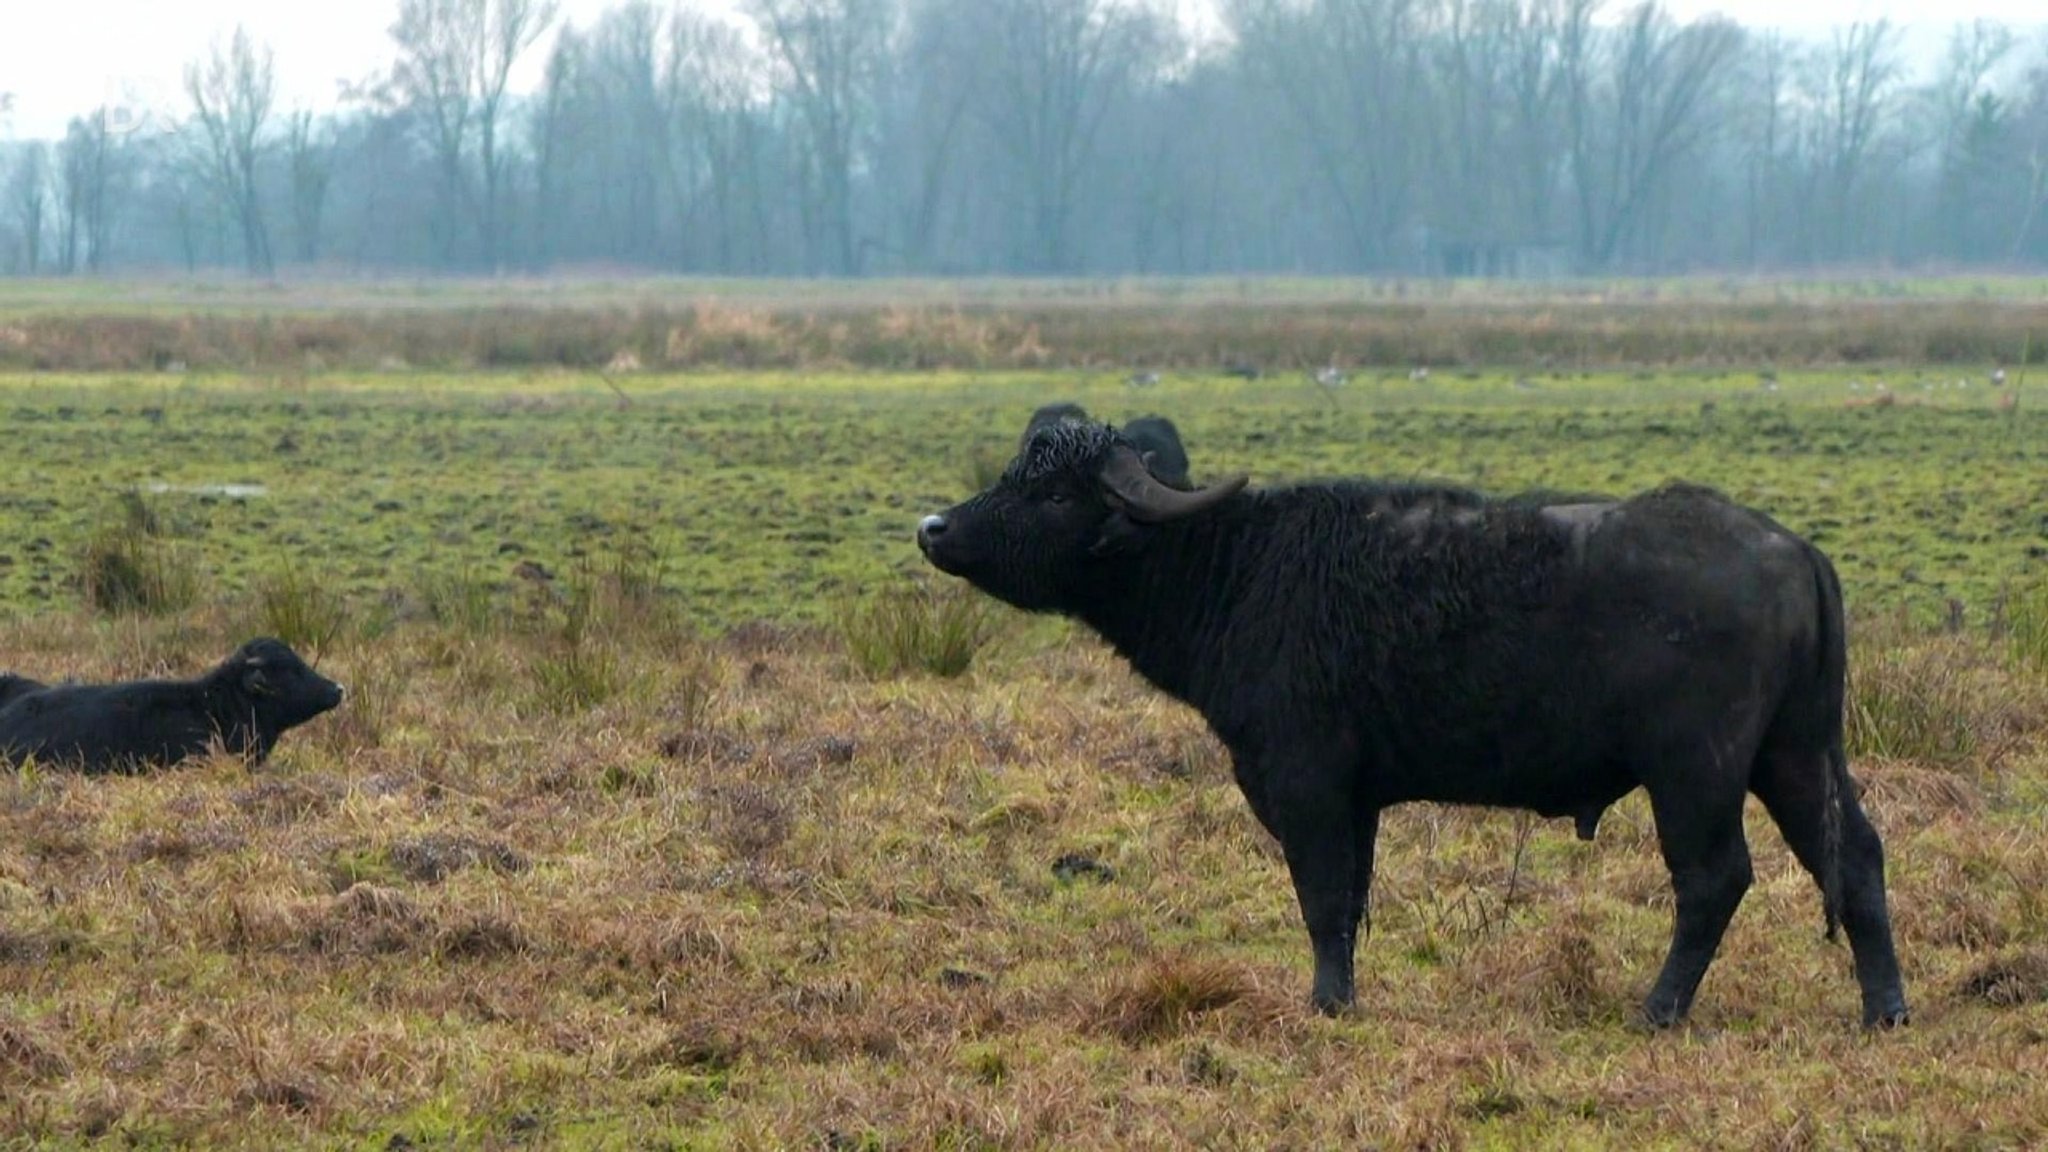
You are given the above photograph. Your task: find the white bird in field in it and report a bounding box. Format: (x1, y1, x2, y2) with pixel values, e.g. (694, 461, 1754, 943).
(1991, 368, 2006, 387)
(1314, 366, 1347, 388)
(1408, 367, 1430, 383)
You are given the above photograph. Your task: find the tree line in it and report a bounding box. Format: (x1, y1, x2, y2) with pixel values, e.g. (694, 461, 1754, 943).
(3, 0, 2047, 279)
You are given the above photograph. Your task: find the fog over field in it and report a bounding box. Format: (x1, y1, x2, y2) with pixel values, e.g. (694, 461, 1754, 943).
(3, 0, 2048, 279)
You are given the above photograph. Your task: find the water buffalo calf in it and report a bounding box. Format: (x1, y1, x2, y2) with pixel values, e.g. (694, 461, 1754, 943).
(918, 419, 1908, 1029)
(1022, 404, 1193, 489)
(0, 637, 344, 773)
(0, 674, 46, 709)
(1021, 403, 1092, 452)
(1122, 415, 1191, 488)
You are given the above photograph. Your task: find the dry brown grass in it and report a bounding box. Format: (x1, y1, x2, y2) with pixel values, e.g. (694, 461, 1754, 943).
(4, 289, 2046, 373)
(1, 603, 2046, 1148)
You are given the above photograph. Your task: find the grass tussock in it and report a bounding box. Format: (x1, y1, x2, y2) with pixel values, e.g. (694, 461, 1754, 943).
(836, 579, 1005, 679)
(418, 564, 499, 636)
(529, 633, 627, 713)
(1091, 955, 1255, 1044)
(2007, 580, 2048, 679)
(251, 562, 349, 654)
(77, 521, 200, 617)
(1847, 628, 2035, 767)
(525, 547, 696, 713)
(315, 652, 396, 753)
(1953, 948, 2048, 1006)
(0, 1021, 71, 1083)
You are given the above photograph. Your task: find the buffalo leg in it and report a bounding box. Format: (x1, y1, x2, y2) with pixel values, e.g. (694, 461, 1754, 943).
(1752, 749, 1909, 1027)
(1263, 758, 1369, 1015)
(1350, 806, 1381, 943)
(1643, 787, 1753, 1027)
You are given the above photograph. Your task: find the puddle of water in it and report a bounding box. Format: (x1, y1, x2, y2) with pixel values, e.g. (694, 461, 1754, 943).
(143, 482, 269, 499)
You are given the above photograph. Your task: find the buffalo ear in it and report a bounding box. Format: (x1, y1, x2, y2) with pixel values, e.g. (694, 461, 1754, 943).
(242, 666, 273, 696)
(1088, 509, 1145, 557)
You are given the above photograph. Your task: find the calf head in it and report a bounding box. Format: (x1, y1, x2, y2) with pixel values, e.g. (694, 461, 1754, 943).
(217, 637, 345, 730)
(919, 420, 1245, 612)
(1020, 402, 1091, 452)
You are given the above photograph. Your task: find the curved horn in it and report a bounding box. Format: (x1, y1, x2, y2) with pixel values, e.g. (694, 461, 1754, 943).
(1099, 445, 1246, 524)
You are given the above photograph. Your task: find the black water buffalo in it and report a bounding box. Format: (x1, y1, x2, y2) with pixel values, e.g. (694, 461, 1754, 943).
(1020, 403, 1092, 451)
(1022, 405, 1192, 488)
(0, 674, 46, 709)
(1123, 415, 1191, 488)
(918, 420, 1908, 1028)
(0, 637, 344, 773)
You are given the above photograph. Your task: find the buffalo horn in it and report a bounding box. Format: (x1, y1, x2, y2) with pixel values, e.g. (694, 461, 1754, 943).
(1098, 445, 1246, 523)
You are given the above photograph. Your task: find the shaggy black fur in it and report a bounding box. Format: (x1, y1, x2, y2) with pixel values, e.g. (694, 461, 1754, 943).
(1020, 402, 1092, 452)
(1020, 404, 1192, 487)
(920, 421, 1908, 1029)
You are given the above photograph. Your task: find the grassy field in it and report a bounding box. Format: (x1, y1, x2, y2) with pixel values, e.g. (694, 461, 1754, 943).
(2, 362, 2047, 1149)
(0, 367, 2038, 624)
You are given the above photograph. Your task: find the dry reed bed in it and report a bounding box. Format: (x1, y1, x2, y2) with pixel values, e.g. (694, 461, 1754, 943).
(3, 296, 2045, 374)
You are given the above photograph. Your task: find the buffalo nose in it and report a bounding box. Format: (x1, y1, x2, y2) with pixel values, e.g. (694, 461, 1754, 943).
(917, 513, 948, 548)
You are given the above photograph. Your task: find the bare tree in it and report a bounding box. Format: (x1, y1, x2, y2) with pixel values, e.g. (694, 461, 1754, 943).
(876, 0, 978, 271)
(1228, 0, 1435, 270)
(1504, 0, 1586, 244)
(1571, 3, 1743, 268)
(1919, 20, 2015, 259)
(747, 0, 897, 274)
(670, 15, 768, 273)
(1736, 31, 1797, 267)
(586, 4, 669, 260)
(7, 143, 49, 274)
(57, 108, 133, 273)
(479, 0, 558, 270)
(2014, 55, 2048, 262)
(285, 110, 335, 264)
(186, 25, 277, 275)
(388, 0, 559, 269)
(944, 0, 1173, 272)
(530, 25, 585, 269)
(1804, 20, 1904, 260)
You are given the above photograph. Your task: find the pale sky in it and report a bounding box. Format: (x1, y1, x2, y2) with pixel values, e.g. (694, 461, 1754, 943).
(1, 0, 2043, 142)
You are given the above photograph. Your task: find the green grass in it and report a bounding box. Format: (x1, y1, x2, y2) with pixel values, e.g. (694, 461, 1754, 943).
(0, 364, 2045, 1149)
(0, 367, 2039, 628)
(836, 577, 1007, 679)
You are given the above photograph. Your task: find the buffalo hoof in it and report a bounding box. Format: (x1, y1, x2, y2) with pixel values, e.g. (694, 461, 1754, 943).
(1863, 1005, 1910, 1030)
(1308, 981, 1355, 1017)
(1638, 999, 1687, 1031)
